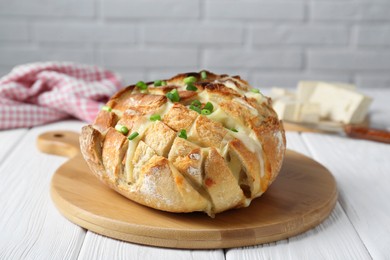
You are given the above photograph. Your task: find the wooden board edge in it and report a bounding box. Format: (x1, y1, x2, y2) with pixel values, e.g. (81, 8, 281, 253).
(50, 166, 339, 249)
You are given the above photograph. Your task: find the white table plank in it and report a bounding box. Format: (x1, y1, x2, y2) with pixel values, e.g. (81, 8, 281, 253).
(0, 128, 27, 163)
(226, 132, 371, 260)
(285, 132, 312, 158)
(302, 133, 390, 260)
(226, 203, 370, 260)
(78, 232, 225, 260)
(0, 121, 86, 260)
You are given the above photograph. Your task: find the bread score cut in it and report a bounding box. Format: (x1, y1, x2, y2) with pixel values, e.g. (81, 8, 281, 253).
(80, 71, 286, 217)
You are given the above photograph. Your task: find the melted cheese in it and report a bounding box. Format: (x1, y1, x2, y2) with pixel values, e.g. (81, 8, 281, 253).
(233, 97, 258, 116)
(156, 101, 174, 116)
(223, 80, 245, 95)
(245, 91, 266, 104)
(207, 108, 237, 130)
(227, 150, 242, 181)
(196, 90, 209, 104)
(228, 129, 264, 178)
(124, 118, 154, 183)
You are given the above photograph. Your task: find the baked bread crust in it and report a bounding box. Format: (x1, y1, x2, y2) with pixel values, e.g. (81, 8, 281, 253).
(80, 71, 286, 216)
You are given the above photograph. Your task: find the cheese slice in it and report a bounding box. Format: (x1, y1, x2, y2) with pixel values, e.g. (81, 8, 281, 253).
(272, 99, 298, 122)
(297, 81, 320, 102)
(308, 84, 372, 124)
(297, 81, 356, 102)
(296, 103, 320, 123)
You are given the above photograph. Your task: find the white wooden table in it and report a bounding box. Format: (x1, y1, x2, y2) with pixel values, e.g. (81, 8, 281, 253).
(1, 89, 389, 260)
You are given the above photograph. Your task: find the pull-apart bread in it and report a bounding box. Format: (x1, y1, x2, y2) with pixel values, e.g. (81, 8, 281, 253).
(80, 71, 286, 217)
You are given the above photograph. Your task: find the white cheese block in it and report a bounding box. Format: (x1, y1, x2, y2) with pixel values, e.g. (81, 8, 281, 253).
(297, 81, 356, 102)
(297, 81, 320, 102)
(296, 103, 321, 123)
(308, 84, 372, 124)
(273, 99, 298, 122)
(319, 82, 356, 91)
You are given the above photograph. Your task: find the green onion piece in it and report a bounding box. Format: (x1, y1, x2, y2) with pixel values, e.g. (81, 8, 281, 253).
(230, 128, 238, 133)
(161, 81, 167, 86)
(250, 88, 260, 93)
(166, 89, 180, 102)
(127, 132, 139, 140)
(136, 81, 148, 90)
(154, 80, 162, 86)
(191, 100, 201, 107)
(186, 84, 198, 91)
(201, 71, 207, 79)
(189, 104, 201, 114)
(150, 114, 161, 121)
(101, 105, 112, 112)
(183, 76, 197, 84)
(115, 124, 129, 135)
(203, 102, 213, 112)
(201, 109, 211, 115)
(178, 129, 187, 139)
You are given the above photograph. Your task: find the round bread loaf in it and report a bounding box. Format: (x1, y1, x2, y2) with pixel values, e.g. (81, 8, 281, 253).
(80, 71, 286, 217)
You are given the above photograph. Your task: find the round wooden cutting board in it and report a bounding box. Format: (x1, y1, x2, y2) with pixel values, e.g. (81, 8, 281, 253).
(38, 131, 338, 249)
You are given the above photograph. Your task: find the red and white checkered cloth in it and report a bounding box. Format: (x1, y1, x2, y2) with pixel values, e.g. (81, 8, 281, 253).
(0, 62, 122, 130)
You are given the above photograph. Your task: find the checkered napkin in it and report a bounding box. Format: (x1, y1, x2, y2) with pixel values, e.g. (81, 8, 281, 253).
(0, 62, 122, 130)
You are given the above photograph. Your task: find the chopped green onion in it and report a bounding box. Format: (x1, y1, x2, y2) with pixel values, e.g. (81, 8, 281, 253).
(178, 129, 187, 139)
(161, 81, 167, 86)
(136, 81, 148, 90)
(201, 109, 211, 115)
(115, 125, 129, 135)
(189, 104, 201, 114)
(183, 76, 197, 84)
(191, 100, 201, 107)
(186, 83, 198, 91)
(150, 114, 161, 121)
(250, 88, 260, 93)
(166, 89, 180, 102)
(101, 105, 112, 112)
(230, 128, 238, 133)
(201, 71, 207, 79)
(127, 132, 139, 140)
(154, 80, 163, 86)
(203, 102, 214, 112)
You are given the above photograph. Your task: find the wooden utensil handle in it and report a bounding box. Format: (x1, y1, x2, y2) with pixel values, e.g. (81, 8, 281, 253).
(37, 131, 80, 158)
(344, 126, 390, 144)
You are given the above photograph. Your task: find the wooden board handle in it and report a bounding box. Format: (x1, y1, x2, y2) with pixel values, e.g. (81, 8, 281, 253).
(37, 131, 80, 158)
(344, 126, 390, 144)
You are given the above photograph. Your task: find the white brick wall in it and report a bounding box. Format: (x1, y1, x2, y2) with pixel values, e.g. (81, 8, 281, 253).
(1, 0, 390, 88)
(205, 2, 305, 20)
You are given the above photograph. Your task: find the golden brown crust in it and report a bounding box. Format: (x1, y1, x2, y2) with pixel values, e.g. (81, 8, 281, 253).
(80, 125, 105, 178)
(204, 148, 246, 213)
(204, 82, 241, 98)
(80, 71, 286, 216)
(228, 139, 261, 196)
(219, 98, 260, 128)
(251, 116, 286, 191)
(162, 103, 198, 132)
(143, 121, 176, 157)
(190, 115, 228, 148)
(93, 111, 119, 132)
(168, 138, 204, 187)
(116, 155, 209, 213)
(102, 127, 128, 181)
